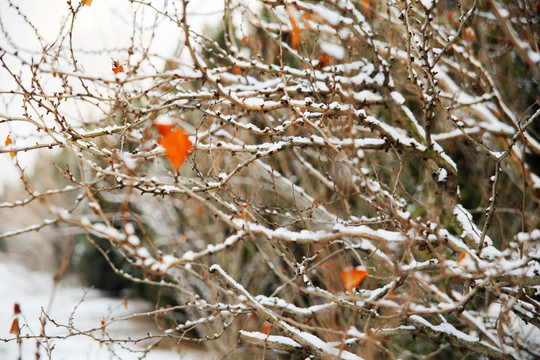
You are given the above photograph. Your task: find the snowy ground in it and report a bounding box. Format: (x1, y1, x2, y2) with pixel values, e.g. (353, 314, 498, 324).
(0, 253, 215, 360)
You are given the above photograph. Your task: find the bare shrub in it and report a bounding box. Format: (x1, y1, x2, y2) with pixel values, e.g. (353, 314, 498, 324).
(1, 0, 539, 359)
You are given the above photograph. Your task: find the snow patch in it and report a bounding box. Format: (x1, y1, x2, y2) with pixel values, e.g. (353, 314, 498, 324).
(320, 41, 345, 60)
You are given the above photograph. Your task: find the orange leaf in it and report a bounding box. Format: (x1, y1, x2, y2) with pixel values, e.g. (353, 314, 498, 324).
(123, 300, 128, 309)
(287, 5, 301, 50)
(261, 322, 271, 334)
(14, 303, 21, 315)
(4, 134, 15, 159)
(316, 53, 331, 70)
(241, 35, 252, 45)
(154, 122, 175, 137)
(319, 260, 336, 270)
(10, 318, 20, 336)
(302, 13, 311, 29)
(457, 251, 468, 264)
(112, 60, 124, 74)
(319, 53, 330, 64)
(84, 0, 93, 6)
(340, 266, 368, 292)
(232, 66, 242, 75)
(289, 16, 300, 50)
(456, 251, 478, 272)
(195, 203, 204, 214)
(463, 27, 476, 42)
(159, 128, 193, 170)
(313, 199, 318, 207)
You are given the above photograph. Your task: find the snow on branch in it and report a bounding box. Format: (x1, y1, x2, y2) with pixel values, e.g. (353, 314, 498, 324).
(0, 0, 539, 358)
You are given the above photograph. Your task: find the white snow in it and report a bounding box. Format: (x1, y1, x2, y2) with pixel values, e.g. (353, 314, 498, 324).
(498, 8, 510, 18)
(311, 4, 342, 26)
(0, 254, 215, 359)
(159, 254, 177, 271)
(453, 204, 493, 247)
(531, 172, 540, 190)
(154, 115, 176, 126)
(127, 234, 141, 246)
(438, 168, 448, 183)
(232, 218, 406, 244)
(92, 223, 127, 241)
(239, 330, 302, 348)
(320, 41, 345, 60)
(410, 315, 479, 342)
(280, 321, 363, 360)
(353, 90, 382, 102)
(254, 295, 335, 316)
(136, 246, 151, 259)
(390, 91, 405, 105)
(182, 250, 195, 261)
(457, 252, 478, 272)
(419, 0, 434, 10)
(528, 49, 540, 63)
